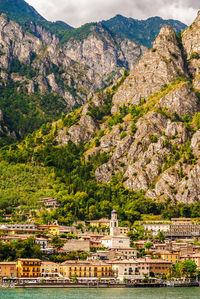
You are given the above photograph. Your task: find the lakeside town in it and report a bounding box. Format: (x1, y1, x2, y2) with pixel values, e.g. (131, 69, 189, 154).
(1, 198, 200, 288)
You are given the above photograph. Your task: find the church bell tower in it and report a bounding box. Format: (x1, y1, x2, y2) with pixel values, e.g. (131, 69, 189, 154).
(110, 210, 118, 236)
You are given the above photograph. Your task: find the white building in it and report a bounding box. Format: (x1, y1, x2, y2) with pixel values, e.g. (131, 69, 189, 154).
(143, 222, 170, 237)
(109, 259, 139, 281)
(101, 210, 130, 248)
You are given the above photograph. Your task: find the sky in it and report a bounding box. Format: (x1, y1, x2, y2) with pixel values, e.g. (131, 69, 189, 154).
(26, 0, 199, 28)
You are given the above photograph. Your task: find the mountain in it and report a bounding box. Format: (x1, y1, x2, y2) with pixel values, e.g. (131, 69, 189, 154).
(0, 13, 147, 143)
(0, 1, 186, 47)
(102, 15, 187, 48)
(0, 12, 200, 223)
(0, 0, 45, 22)
(0, 0, 74, 37)
(35, 12, 200, 206)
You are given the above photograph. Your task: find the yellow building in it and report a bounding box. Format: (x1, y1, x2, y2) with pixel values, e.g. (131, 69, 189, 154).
(48, 225, 59, 235)
(37, 224, 59, 235)
(87, 218, 110, 228)
(16, 259, 41, 278)
(0, 262, 16, 281)
(60, 260, 113, 279)
(41, 261, 60, 277)
(159, 251, 180, 264)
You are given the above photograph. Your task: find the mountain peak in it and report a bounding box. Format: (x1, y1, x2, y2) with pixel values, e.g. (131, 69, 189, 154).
(102, 15, 186, 48)
(0, 0, 45, 22)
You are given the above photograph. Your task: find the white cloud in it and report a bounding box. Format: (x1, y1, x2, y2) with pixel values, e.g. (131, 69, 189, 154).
(26, 0, 199, 27)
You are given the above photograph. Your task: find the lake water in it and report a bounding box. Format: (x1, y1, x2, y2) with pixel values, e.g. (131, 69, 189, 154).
(1, 288, 200, 299)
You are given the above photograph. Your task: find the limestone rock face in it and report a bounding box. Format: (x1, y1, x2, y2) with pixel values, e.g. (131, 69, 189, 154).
(54, 15, 200, 204)
(111, 26, 185, 113)
(159, 82, 199, 118)
(191, 130, 200, 156)
(0, 14, 146, 113)
(56, 115, 99, 146)
(182, 13, 200, 91)
(64, 24, 146, 79)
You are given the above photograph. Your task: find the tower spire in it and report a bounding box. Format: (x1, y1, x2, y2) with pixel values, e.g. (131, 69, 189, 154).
(110, 210, 118, 236)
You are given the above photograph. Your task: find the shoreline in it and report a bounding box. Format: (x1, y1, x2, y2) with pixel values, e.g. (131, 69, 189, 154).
(9, 282, 198, 289)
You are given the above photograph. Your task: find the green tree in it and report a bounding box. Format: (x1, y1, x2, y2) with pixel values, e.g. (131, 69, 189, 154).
(51, 236, 65, 249)
(175, 260, 197, 278)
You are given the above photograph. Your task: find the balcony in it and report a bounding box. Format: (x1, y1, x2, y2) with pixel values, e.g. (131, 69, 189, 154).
(23, 269, 30, 272)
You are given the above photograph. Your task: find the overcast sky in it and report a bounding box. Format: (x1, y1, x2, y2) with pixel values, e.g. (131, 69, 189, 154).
(26, 0, 199, 27)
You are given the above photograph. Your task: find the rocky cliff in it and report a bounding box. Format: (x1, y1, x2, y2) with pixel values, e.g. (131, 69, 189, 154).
(53, 13, 200, 204)
(0, 13, 147, 107)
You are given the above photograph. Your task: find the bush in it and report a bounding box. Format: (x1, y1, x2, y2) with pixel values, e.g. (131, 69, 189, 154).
(190, 52, 199, 60)
(131, 123, 137, 134)
(120, 132, 127, 140)
(150, 135, 158, 143)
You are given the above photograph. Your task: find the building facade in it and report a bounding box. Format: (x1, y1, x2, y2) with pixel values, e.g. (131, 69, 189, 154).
(0, 262, 16, 281)
(16, 259, 41, 278)
(60, 261, 113, 279)
(41, 262, 60, 278)
(143, 222, 170, 237)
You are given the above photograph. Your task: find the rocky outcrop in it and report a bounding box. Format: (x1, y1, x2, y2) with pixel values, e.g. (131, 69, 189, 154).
(159, 82, 199, 118)
(191, 130, 200, 156)
(56, 115, 99, 146)
(64, 24, 146, 79)
(111, 26, 185, 113)
(53, 17, 200, 204)
(85, 19, 200, 204)
(0, 14, 146, 113)
(182, 12, 200, 90)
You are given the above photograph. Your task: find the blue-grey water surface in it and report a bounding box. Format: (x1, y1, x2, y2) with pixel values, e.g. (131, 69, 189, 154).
(1, 288, 200, 299)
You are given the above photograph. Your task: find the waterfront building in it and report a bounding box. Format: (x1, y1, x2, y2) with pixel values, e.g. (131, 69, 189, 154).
(180, 253, 200, 269)
(0, 262, 16, 282)
(16, 259, 41, 278)
(136, 258, 172, 276)
(60, 260, 113, 279)
(109, 259, 138, 281)
(190, 253, 200, 269)
(41, 262, 60, 278)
